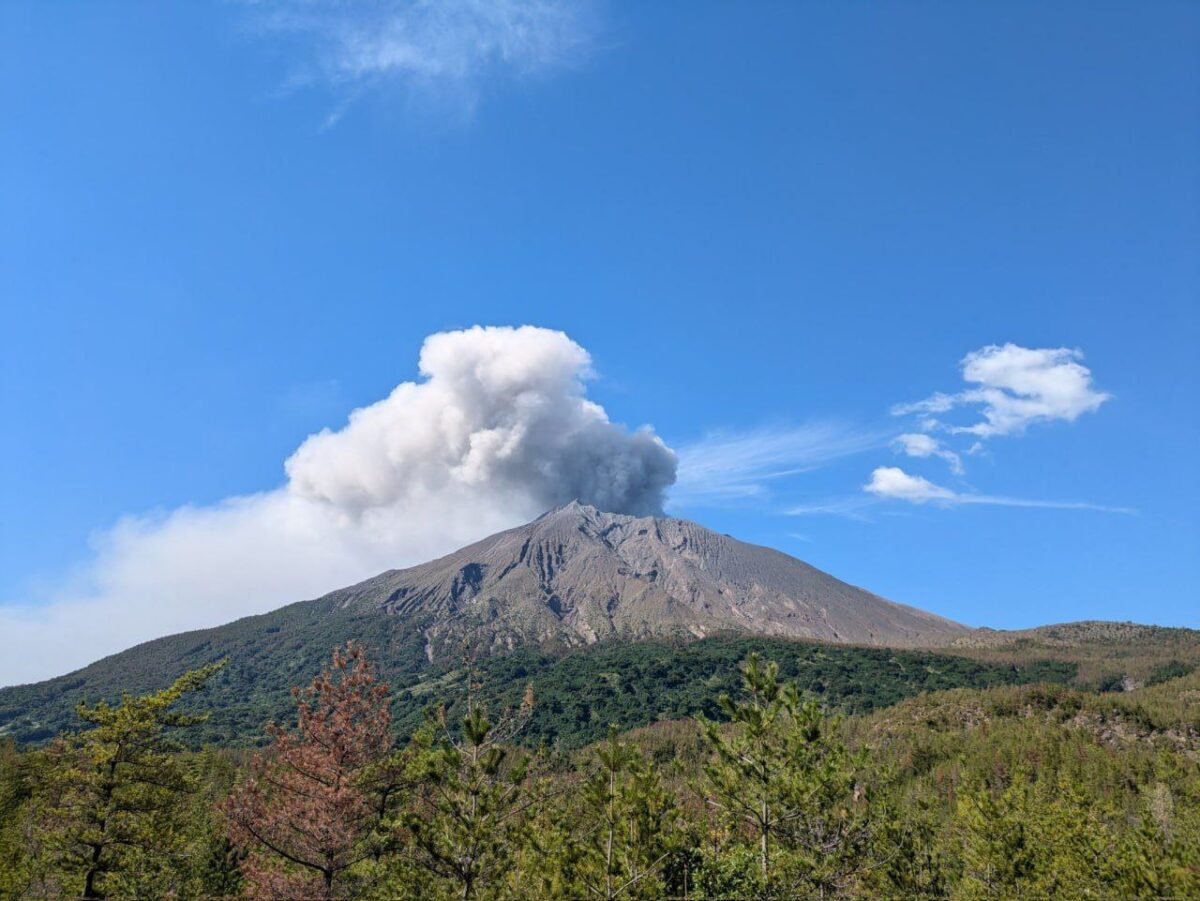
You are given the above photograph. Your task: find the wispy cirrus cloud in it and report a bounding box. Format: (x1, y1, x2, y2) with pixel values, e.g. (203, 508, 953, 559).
(242, 0, 600, 120)
(786, 496, 877, 520)
(669, 422, 885, 508)
(790, 463, 1137, 520)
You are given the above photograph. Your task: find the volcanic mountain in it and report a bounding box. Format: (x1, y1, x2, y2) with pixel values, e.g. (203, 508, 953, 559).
(359, 501, 967, 656)
(0, 503, 968, 743)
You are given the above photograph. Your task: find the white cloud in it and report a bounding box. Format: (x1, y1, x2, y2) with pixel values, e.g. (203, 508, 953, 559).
(0, 325, 674, 686)
(864, 466, 957, 503)
(893, 432, 963, 475)
(669, 422, 884, 508)
(893, 343, 1110, 438)
(862, 466, 1135, 514)
(246, 0, 597, 118)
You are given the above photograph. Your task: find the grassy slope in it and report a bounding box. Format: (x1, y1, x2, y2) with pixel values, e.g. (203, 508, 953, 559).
(849, 668, 1200, 764)
(943, 621, 1200, 686)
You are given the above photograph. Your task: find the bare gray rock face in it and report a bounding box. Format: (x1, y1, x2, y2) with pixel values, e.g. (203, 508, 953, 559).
(326, 501, 968, 660)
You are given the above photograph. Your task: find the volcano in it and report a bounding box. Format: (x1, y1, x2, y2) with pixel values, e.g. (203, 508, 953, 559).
(343, 501, 967, 657)
(0, 503, 968, 744)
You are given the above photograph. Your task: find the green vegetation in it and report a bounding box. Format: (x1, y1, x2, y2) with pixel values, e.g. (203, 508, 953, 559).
(566, 725, 678, 898)
(1146, 659, 1197, 686)
(396, 688, 537, 899)
(0, 598, 432, 746)
(0, 664, 240, 899)
(694, 654, 871, 896)
(429, 637, 1075, 750)
(0, 632, 1077, 751)
(846, 671, 1200, 898)
(1, 640, 1197, 898)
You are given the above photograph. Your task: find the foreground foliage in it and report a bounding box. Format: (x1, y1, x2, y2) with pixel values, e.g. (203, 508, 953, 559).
(396, 682, 536, 900)
(1, 663, 228, 898)
(696, 654, 871, 897)
(1, 644, 1197, 898)
(224, 644, 398, 898)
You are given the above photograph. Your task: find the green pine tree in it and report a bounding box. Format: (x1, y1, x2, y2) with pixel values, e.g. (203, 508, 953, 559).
(695, 653, 872, 898)
(401, 686, 535, 900)
(30, 661, 223, 899)
(870, 796, 950, 898)
(956, 771, 1037, 898)
(575, 724, 676, 900)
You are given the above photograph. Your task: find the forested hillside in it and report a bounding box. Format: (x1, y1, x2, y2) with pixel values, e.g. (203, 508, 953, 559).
(400, 636, 1076, 751)
(0, 634, 1076, 749)
(1, 641, 1197, 898)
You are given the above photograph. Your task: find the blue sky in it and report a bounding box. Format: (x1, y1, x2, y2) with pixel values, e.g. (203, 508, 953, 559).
(2, 1, 1198, 683)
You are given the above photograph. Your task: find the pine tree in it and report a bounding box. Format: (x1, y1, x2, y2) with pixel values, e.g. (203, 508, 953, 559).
(223, 642, 398, 899)
(870, 797, 949, 898)
(696, 653, 871, 898)
(401, 685, 535, 900)
(31, 661, 223, 899)
(1116, 794, 1200, 898)
(193, 825, 245, 898)
(181, 748, 248, 898)
(955, 771, 1036, 898)
(0, 738, 42, 898)
(576, 725, 676, 900)
(519, 789, 589, 901)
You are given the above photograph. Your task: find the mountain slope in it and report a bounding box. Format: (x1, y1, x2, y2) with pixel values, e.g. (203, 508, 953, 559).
(339, 501, 969, 657)
(0, 502, 972, 744)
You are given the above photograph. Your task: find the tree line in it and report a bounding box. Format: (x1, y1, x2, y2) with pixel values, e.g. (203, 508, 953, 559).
(1, 642, 1197, 899)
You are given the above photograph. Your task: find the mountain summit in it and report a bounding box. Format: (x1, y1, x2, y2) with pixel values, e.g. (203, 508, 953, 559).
(326, 501, 968, 657)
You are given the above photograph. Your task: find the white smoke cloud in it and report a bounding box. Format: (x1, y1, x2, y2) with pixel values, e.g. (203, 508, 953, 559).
(0, 326, 675, 687)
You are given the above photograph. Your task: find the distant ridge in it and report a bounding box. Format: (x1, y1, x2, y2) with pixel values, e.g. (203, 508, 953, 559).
(950, 620, 1194, 649)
